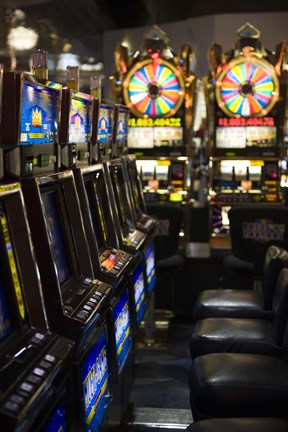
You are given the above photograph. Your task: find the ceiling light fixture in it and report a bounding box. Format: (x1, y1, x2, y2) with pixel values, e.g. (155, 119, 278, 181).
(7, 26, 39, 51)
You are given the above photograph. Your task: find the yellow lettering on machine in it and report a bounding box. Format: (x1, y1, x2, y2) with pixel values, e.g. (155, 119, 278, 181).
(0, 213, 25, 320)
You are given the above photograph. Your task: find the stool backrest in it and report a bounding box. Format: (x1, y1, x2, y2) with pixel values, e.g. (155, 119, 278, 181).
(272, 268, 288, 345)
(228, 206, 288, 273)
(263, 245, 288, 310)
(147, 203, 183, 260)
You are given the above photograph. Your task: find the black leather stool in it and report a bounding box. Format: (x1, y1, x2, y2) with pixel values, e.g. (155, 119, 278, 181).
(189, 267, 288, 358)
(185, 418, 288, 432)
(189, 351, 288, 420)
(193, 245, 288, 322)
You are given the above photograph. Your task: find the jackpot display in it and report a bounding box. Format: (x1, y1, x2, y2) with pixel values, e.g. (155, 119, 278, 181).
(204, 23, 288, 233)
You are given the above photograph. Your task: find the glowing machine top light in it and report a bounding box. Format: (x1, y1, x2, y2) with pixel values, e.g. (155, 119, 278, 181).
(123, 57, 185, 118)
(215, 55, 279, 118)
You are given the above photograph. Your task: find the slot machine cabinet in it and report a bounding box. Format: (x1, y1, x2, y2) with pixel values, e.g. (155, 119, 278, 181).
(59, 88, 98, 168)
(73, 165, 145, 428)
(204, 23, 288, 235)
(111, 27, 199, 160)
(73, 163, 148, 329)
(0, 71, 62, 178)
(20, 171, 115, 431)
(0, 66, 3, 180)
(112, 104, 157, 235)
(0, 182, 74, 431)
(104, 158, 147, 252)
(104, 157, 159, 301)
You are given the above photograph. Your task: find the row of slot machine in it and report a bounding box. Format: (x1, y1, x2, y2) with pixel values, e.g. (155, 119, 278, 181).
(0, 49, 157, 431)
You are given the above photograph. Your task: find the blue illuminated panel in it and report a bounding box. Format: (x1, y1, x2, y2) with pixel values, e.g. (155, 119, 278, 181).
(43, 402, 68, 432)
(145, 243, 156, 295)
(81, 328, 111, 432)
(68, 97, 92, 144)
(97, 104, 114, 143)
(116, 108, 129, 141)
(20, 82, 60, 145)
(113, 289, 132, 374)
(133, 263, 146, 327)
(0, 271, 11, 343)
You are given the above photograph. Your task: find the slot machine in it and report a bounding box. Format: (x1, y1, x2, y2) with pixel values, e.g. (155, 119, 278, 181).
(205, 23, 288, 235)
(58, 88, 143, 424)
(112, 105, 157, 296)
(0, 67, 115, 431)
(110, 27, 198, 205)
(113, 104, 157, 235)
(0, 182, 74, 431)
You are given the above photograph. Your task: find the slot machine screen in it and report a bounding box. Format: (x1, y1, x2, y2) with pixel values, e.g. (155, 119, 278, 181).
(115, 106, 129, 142)
(0, 268, 12, 343)
(145, 242, 156, 295)
(126, 159, 145, 217)
(132, 263, 146, 327)
(97, 102, 114, 143)
(0, 204, 28, 339)
(19, 81, 60, 145)
(113, 288, 132, 374)
(80, 327, 111, 431)
(108, 164, 134, 230)
(41, 189, 73, 286)
(68, 96, 92, 144)
(43, 401, 68, 432)
(84, 175, 108, 252)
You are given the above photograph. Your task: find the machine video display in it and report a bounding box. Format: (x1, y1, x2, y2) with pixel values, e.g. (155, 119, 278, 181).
(145, 243, 156, 295)
(116, 106, 129, 141)
(109, 164, 134, 231)
(113, 288, 132, 374)
(84, 176, 108, 252)
(0, 206, 27, 327)
(41, 190, 72, 285)
(132, 263, 146, 327)
(68, 96, 92, 144)
(80, 327, 111, 432)
(97, 102, 114, 143)
(43, 402, 68, 432)
(0, 268, 12, 343)
(20, 81, 60, 145)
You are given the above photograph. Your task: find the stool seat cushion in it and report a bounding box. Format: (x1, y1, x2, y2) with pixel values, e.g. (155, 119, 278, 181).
(185, 418, 288, 432)
(189, 317, 282, 358)
(193, 289, 272, 321)
(189, 353, 288, 420)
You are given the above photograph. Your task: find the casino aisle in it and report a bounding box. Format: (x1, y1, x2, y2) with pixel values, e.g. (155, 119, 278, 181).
(117, 310, 194, 432)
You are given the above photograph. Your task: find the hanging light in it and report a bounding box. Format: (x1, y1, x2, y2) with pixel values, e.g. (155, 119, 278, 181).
(7, 25, 39, 51)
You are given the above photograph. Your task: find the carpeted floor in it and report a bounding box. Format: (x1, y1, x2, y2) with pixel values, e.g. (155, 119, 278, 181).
(118, 310, 194, 431)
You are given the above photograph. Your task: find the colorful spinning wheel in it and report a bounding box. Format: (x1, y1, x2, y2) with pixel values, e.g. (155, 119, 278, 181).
(215, 55, 279, 117)
(123, 58, 185, 118)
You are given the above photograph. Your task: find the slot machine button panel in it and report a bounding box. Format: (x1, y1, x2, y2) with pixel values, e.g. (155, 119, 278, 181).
(3, 401, 20, 413)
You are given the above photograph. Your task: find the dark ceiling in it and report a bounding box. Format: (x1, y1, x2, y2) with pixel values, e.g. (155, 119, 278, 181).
(0, 0, 288, 79)
(4, 0, 288, 57)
